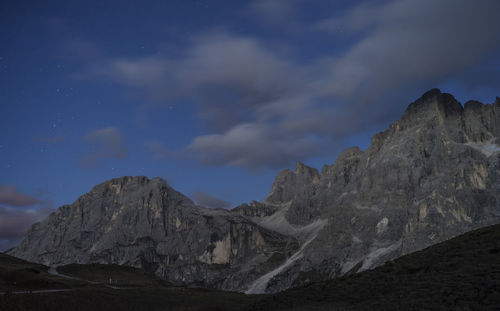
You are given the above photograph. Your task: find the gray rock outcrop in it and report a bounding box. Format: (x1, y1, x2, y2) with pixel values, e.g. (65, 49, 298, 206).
(8, 176, 298, 291)
(8, 89, 500, 294)
(256, 89, 500, 292)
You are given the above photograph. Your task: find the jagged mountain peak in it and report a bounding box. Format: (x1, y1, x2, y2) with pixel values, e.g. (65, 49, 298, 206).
(294, 162, 320, 178)
(8, 89, 500, 294)
(90, 176, 168, 191)
(333, 146, 363, 164)
(419, 87, 441, 99)
(87, 176, 163, 196)
(407, 88, 461, 112)
(82, 175, 194, 208)
(265, 163, 320, 205)
(8, 175, 297, 291)
(320, 146, 363, 185)
(463, 99, 485, 111)
(401, 88, 462, 125)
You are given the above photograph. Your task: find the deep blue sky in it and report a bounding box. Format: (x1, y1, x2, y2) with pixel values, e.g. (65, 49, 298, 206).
(1, 0, 500, 250)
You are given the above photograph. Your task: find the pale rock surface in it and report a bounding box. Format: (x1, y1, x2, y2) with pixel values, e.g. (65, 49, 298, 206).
(8, 176, 298, 291)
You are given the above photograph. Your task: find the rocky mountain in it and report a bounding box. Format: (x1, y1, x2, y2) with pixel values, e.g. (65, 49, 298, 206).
(8, 89, 500, 294)
(4, 223, 500, 311)
(248, 222, 500, 311)
(248, 89, 500, 292)
(7, 177, 299, 291)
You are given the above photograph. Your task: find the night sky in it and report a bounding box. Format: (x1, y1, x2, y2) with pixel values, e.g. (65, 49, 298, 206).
(1, 0, 500, 251)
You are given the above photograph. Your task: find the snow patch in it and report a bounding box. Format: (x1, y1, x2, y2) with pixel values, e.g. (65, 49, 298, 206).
(255, 202, 296, 236)
(352, 235, 362, 243)
(359, 239, 402, 272)
(354, 203, 381, 212)
(253, 202, 326, 239)
(245, 218, 327, 294)
(376, 217, 389, 234)
(341, 239, 402, 274)
(465, 139, 500, 157)
(341, 260, 360, 274)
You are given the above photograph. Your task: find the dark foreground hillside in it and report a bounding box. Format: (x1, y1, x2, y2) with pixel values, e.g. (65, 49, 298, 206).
(0, 255, 258, 311)
(2, 223, 500, 310)
(247, 223, 500, 311)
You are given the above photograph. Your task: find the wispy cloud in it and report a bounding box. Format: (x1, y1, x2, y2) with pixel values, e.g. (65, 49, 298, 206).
(79, 32, 333, 168)
(187, 123, 323, 169)
(0, 205, 54, 251)
(80, 127, 127, 168)
(192, 191, 232, 209)
(315, 0, 500, 100)
(247, 0, 302, 28)
(0, 186, 39, 206)
(75, 0, 500, 169)
(0, 186, 54, 251)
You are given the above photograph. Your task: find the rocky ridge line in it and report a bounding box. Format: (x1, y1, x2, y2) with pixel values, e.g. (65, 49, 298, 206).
(8, 89, 500, 293)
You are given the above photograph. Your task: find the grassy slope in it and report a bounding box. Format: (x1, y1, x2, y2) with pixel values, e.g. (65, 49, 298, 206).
(0, 255, 258, 311)
(57, 263, 171, 287)
(0, 253, 87, 291)
(0, 287, 259, 311)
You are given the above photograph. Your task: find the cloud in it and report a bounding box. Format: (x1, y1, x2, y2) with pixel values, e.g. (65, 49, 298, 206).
(316, 0, 500, 100)
(450, 60, 500, 91)
(247, 0, 302, 26)
(89, 32, 301, 130)
(80, 127, 127, 168)
(0, 186, 39, 207)
(81, 33, 328, 168)
(76, 1, 500, 169)
(192, 191, 232, 209)
(187, 123, 323, 169)
(0, 205, 54, 251)
(313, 2, 379, 34)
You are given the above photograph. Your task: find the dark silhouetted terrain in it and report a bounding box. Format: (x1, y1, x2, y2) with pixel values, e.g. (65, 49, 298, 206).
(0, 253, 258, 311)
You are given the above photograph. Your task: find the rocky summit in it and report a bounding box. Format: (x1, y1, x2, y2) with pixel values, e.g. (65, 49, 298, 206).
(7, 176, 298, 291)
(8, 89, 500, 293)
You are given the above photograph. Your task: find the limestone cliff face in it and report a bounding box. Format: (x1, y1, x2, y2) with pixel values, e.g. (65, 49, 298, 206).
(8, 176, 298, 291)
(258, 89, 500, 292)
(8, 89, 500, 294)
(264, 163, 321, 226)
